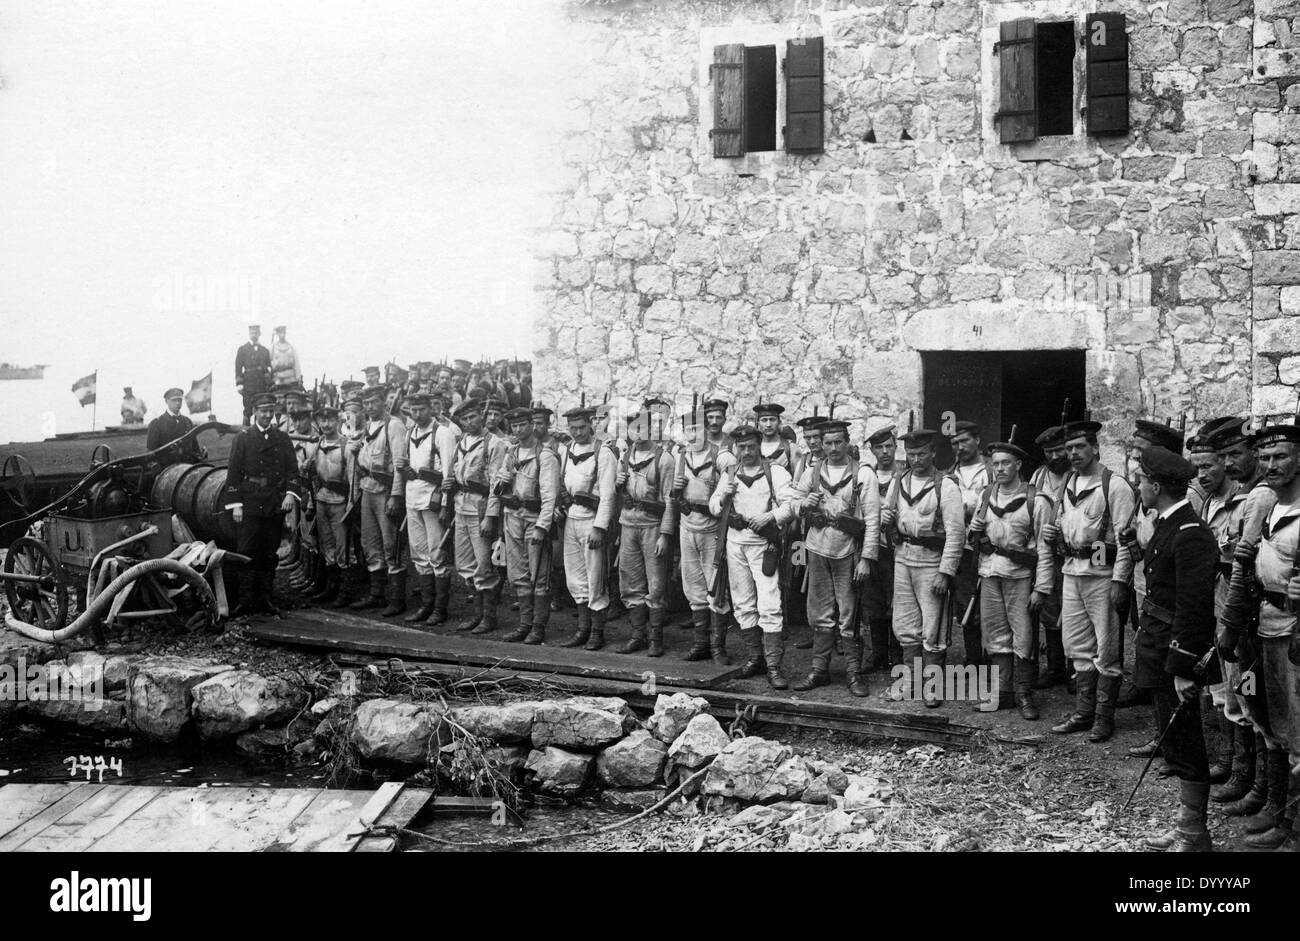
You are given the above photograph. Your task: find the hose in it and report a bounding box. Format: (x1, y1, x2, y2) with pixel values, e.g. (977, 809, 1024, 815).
(3, 557, 219, 643)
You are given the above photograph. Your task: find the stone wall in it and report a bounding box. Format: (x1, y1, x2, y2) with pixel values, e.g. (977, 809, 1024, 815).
(533, 0, 1286, 449)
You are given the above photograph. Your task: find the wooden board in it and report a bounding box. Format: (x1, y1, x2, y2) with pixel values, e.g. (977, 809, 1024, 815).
(0, 784, 432, 852)
(250, 608, 742, 689)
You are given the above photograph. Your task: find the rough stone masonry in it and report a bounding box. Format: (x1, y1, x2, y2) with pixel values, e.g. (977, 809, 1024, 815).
(531, 0, 1300, 454)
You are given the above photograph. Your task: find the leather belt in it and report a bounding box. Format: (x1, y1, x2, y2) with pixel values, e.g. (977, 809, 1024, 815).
(416, 468, 444, 485)
(460, 480, 489, 497)
(1063, 543, 1118, 564)
(502, 495, 542, 513)
(1262, 589, 1290, 612)
(319, 480, 348, 496)
(571, 493, 600, 511)
(625, 497, 666, 516)
(1141, 596, 1175, 627)
(360, 468, 394, 488)
(680, 500, 713, 519)
(899, 534, 945, 550)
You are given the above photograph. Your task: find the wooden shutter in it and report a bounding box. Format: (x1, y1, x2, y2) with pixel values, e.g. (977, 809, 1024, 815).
(996, 19, 1036, 144)
(1086, 13, 1128, 135)
(785, 36, 824, 154)
(711, 44, 745, 158)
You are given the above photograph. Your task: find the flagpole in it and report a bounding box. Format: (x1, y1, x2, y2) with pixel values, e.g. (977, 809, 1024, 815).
(91, 370, 97, 432)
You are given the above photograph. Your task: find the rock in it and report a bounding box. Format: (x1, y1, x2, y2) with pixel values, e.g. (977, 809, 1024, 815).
(703, 737, 813, 803)
(646, 693, 711, 744)
(525, 746, 593, 795)
(190, 670, 308, 740)
(311, 697, 339, 717)
(235, 722, 314, 759)
(602, 787, 668, 812)
(725, 803, 794, 830)
(531, 697, 636, 750)
(782, 806, 857, 839)
(450, 702, 538, 744)
(840, 774, 892, 812)
(483, 744, 531, 778)
(666, 714, 730, 770)
(350, 698, 448, 765)
(126, 657, 233, 743)
(801, 775, 834, 806)
(596, 730, 668, 787)
(808, 760, 850, 795)
(0, 631, 59, 673)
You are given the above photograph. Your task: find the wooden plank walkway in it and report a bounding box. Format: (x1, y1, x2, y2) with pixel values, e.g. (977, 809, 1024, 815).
(0, 783, 431, 852)
(249, 607, 742, 689)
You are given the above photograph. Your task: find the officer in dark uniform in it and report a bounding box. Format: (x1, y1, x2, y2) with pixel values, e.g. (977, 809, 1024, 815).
(146, 387, 205, 464)
(1132, 446, 1219, 852)
(223, 392, 303, 617)
(234, 325, 272, 426)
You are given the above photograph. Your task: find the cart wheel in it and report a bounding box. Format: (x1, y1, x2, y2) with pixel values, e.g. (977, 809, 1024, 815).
(3, 536, 69, 631)
(0, 454, 37, 514)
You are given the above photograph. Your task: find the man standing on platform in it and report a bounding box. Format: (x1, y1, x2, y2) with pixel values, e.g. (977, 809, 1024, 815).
(1029, 425, 1072, 691)
(1041, 419, 1136, 743)
(949, 420, 989, 668)
(613, 408, 677, 657)
(235, 325, 272, 426)
(709, 425, 797, 689)
(446, 398, 507, 634)
(348, 385, 408, 617)
(223, 393, 301, 617)
(395, 393, 457, 626)
(489, 407, 561, 644)
(864, 423, 903, 671)
(557, 405, 617, 650)
(790, 419, 880, 697)
(968, 439, 1055, 718)
(120, 387, 147, 426)
(270, 325, 301, 389)
(880, 428, 965, 706)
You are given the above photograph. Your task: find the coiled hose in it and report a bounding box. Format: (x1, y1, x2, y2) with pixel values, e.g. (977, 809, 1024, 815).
(3, 557, 219, 643)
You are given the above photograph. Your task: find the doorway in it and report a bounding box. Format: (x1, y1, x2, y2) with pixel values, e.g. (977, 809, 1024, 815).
(921, 350, 1087, 473)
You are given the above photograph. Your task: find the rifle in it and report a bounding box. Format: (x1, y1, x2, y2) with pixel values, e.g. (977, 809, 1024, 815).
(709, 482, 736, 603)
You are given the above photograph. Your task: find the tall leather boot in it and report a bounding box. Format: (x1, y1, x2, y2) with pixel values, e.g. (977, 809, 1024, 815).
(302, 557, 325, 598)
(381, 571, 407, 618)
(646, 607, 665, 658)
(1224, 735, 1270, 815)
(427, 574, 452, 626)
(1014, 656, 1040, 720)
(1275, 783, 1300, 852)
(683, 610, 711, 661)
(922, 648, 945, 708)
(560, 603, 591, 648)
(1052, 669, 1098, 734)
(503, 590, 534, 642)
(231, 571, 259, 618)
(1088, 673, 1120, 742)
(709, 610, 731, 666)
(317, 565, 342, 605)
(350, 570, 386, 611)
(1244, 750, 1291, 846)
(863, 618, 891, 671)
(585, 606, 607, 651)
(1148, 780, 1213, 852)
(762, 631, 788, 690)
(333, 566, 364, 608)
(1206, 708, 1234, 785)
(889, 643, 923, 702)
(738, 627, 766, 678)
(977, 652, 1015, 711)
(1035, 628, 1069, 689)
(525, 592, 549, 645)
(845, 637, 870, 698)
(616, 605, 649, 654)
(1215, 730, 1259, 805)
(454, 590, 484, 632)
(471, 588, 498, 634)
(793, 628, 834, 691)
(404, 572, 436, 623)
(962, 623, 985, 668)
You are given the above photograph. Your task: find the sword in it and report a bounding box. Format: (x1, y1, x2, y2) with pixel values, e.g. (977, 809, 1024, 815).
(1121, 699, 1185, 814)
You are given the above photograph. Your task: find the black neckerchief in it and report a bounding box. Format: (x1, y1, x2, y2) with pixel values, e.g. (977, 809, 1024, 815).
(900, 475, 935, 507)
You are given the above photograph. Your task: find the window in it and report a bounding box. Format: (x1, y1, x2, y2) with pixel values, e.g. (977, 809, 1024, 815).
(710, 36, 824, 158)
(995, 13, 1128, 145)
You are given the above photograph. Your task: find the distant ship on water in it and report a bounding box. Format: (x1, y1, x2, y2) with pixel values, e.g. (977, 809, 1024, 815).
(0, 363, 48, 380)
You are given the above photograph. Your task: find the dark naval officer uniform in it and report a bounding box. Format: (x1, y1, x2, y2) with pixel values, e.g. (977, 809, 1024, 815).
(224, 393, 303, 614)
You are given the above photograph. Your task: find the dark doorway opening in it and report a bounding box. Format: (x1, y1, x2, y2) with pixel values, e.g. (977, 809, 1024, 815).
(921, 349, 1087, 475)
(743, 45, 777, 153)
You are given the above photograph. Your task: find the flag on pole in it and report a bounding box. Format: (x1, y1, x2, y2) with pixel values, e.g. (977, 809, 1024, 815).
(186, 372, 213, 414)
(71, 371, 97, 407)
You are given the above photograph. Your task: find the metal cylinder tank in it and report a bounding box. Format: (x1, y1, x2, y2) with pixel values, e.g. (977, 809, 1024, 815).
(150, 463, 238, 549)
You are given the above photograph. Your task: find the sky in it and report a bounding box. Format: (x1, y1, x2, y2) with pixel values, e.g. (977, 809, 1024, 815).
(0, 0, 570, 440)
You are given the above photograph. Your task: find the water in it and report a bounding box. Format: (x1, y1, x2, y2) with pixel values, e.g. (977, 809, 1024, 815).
(0, 717, 326, 789)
